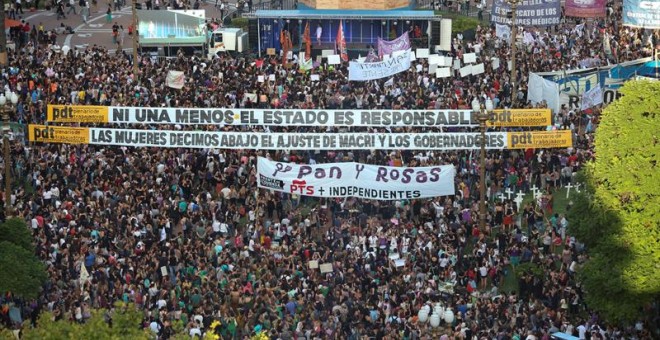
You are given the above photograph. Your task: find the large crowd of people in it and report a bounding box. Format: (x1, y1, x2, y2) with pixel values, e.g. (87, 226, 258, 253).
(0, 1, 658, 339)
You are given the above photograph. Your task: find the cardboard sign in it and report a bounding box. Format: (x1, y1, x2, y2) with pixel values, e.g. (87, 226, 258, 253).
(328, 55, 341, 65)
(436, 67, 451, 78)
(309, 260, 319, 269)
(472, 63, 485, 75)
(492, 57, 500, 69)
(463, 53, 476, 64)
(416, 48, 430, 58)
(453, 59, 461, 70)
(460, 65, 472, 77)
(320, 263, 333, 273)
(267, 48, 276, 56)
(428, 54, 442, 66)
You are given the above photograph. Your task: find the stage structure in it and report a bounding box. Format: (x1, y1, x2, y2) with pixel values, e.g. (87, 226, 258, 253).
(246, 9, 439, 58)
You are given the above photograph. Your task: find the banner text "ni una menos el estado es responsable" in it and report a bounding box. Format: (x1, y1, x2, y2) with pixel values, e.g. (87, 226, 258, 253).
(46, 106, 552, 128)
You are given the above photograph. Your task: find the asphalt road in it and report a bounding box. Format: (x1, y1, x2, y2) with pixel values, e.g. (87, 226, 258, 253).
(16, 2, 230, 52)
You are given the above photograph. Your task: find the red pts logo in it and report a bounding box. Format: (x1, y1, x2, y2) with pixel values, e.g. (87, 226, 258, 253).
(290, 179, 314, 195)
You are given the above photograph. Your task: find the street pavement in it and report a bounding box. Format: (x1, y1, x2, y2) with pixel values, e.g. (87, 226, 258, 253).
(16, 2, 230, 52)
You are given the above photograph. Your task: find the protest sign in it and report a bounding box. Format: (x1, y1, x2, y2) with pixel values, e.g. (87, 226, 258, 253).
(29, 125, 509, 150)
(256, 157, 457, 200)
(623, 0, 660, 29)
(377, 32, 411, 57)
(416, 48, 429, 58)
(463, 53, 476, 64)
(348, 49, 412, 81)
(165, 70, 185, 89)
(47, 106, 553, 128)
(327, 55, 341, 65)
(29, 125, 571, 151)
(491, 0, 560, 27)
(581, 85, 603, 110)
(436, 68, 451, 78)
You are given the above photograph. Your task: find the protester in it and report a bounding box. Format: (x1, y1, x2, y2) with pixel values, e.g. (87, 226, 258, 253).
(0, 1, 656, 339)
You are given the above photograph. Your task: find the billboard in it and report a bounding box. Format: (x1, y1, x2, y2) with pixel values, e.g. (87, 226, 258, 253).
(138, 9, 207, 46)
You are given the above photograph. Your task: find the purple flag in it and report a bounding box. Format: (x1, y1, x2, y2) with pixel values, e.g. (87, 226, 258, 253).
(377, 32, 411, 58)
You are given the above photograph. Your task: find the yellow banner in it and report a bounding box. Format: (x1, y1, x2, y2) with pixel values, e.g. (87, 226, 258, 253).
(28, 125, 90, 144)
(487, 109, 552, 127)
(46, 105, 109, 123)
(507, 130, 572, 149)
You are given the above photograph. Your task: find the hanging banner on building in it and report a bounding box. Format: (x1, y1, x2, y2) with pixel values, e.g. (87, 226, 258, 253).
(47, 106, 552, 127)
(565, 0, 606, 18)
(257, 157, 456, 200)
(623, 0, 660, 29)
(28, 125, 573, 150)
(349, 49, 412, 81)
(377, 32, 411, 58)
(507, 130, 573, 149)
(491, 0, 561, 27)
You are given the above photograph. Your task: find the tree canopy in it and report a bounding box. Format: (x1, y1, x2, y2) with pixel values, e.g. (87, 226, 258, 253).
(568, 79, 660, 324)
(0, 219, 46, 300)
(0, 217, 35, 253)
(19, 303, 152, 340)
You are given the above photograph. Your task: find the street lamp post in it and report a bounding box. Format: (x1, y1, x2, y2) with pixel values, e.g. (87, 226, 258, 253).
(0, 91, 18, 218)
(472, 98, 494, 233)
(507, 0, 521, 107)
(132, 0, 139, 77)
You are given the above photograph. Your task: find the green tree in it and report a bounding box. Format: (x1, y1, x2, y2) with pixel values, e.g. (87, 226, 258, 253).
(0, 217, 35, 252)
(0, 241, 47, 300)
(0, 218, 46, 300)
(568, 80, 660, 324)
(21, 303, 152, 340)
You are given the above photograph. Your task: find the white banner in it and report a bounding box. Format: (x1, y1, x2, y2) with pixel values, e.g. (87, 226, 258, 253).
(30, 125, 572, 150)
(54, 128, 511, 150)
(88, 130, 507, 150)
(348, 49, 412, 81)
(50, 106, 491, 127)
(580, 85, 603, 110)
(257, 157, 456, 200)
(528, 73, 560, 113)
